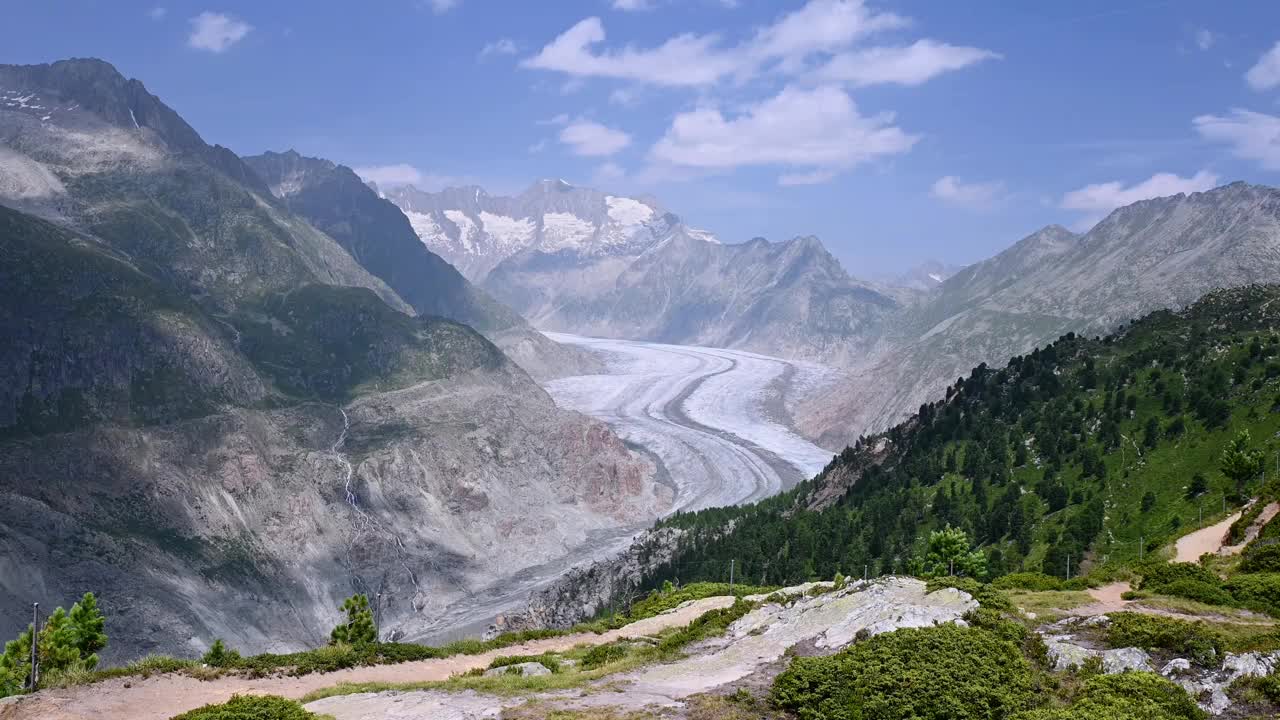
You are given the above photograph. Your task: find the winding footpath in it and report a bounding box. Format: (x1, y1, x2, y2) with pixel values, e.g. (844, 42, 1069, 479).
(0, 598, 736, 720)
(543, 333, 838, 512)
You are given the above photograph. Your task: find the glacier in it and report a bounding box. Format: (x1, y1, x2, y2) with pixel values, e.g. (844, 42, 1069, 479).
(543, 333, 838, 512)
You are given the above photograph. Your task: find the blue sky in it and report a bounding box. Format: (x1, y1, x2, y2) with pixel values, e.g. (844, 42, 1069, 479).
(6, 1, 1280, 275)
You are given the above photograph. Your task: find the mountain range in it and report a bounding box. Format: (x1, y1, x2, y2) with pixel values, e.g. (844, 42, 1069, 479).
(384, 183, 900, 364)
(0, 58, 665, 659)
(385, 175, 1280, 450)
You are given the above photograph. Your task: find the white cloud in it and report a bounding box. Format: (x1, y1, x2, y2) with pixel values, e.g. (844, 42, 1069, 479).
(1195, 28, 1216, 51)
(528, 140, 549, 154)
(559, 120, 632, 156)
(480, 38, 517, 58)
(1194, 109, 1280, 169)
(538, 113, 571, 126)
(1061, 170, 1219, 229)
(1246, 42, 1280, 91)
(612, 0, 656, 10)
(188, 12, 251, 52)
(745, 0, 907, 68)
(353, 163, 427, 187)
(815, 40, 1000, 87)
(521, 0, 984, 89)
(930, 176, 1006, 210)
(429, 0, 459, 14)
(522, 17, 738, 87)
(149, 6, 167, 20)
(649, 85, 916, 184)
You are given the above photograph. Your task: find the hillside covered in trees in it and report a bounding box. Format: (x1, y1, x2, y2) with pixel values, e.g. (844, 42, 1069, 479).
(649, 285, 1280, 587)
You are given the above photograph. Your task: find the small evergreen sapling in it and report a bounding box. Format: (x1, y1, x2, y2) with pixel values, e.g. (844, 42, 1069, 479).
(330, 594, 377, 645)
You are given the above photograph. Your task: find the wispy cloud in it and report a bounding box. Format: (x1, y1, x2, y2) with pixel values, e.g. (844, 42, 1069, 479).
(1246, 41, 1280, 91)
(1194, 28, 1216, 51)
(188, 11, 251, 53)
(148, 6, 167, 20)
(428, 0, 460, 14)
(1061, 170, 1219, 229)
(559, 120, 632, 156)
(930, 176, 1006, 210)
(1195, 109, 1280, 169)
(814, 40, 999, 87)
(480, 37, 517, 59)
(612, 0, 656, 10)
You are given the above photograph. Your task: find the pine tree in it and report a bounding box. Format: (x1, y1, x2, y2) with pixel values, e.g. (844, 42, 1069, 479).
(66, 592, 107, 669)
(1221, 430, 1266, 492)
(37, 608, 80, 674)
(0, 627, 32, 698)
(330, 594, 377, 645)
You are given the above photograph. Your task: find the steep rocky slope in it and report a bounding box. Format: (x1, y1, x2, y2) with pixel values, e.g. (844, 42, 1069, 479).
(799, 183, 1280, 447)
(242, 151, 598, 379)
(0, 58, 664, 659)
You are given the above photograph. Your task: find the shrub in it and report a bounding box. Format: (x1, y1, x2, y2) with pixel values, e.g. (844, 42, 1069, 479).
(771, 624, 1033, 720)
(992, 573, 1066, 592)
(1155, 579, 1236, 607)
(1224, 573, 1280, 612)
(1137, 562, 1221, 592)
(170, 694, 321, 719)
(625, 582, 773, 622)
(202, 640, 242, 669)
(487, 654, 560, 673)
(580, 641, 631, 670)
(1239, 541, 1280, 573)
(1013, 672, 1204, 720)
(927, 577, 1014, 612)
(1105, 612, 1223, 666)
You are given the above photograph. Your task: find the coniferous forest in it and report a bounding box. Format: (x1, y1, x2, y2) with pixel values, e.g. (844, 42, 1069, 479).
(647, 285, 1280, 589)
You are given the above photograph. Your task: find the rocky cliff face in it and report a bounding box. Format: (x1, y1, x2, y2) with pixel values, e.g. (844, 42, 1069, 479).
(242, 150, 601, 380)
(0, 58, 665, 659)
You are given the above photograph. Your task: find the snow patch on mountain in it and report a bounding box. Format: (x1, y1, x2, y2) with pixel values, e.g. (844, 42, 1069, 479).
(605, 196, 653, 227)
(404, 209, 444, 248)
(479, 211, 535, 252)
(542, 212, 595, 251)
(444, 210, 480, 252)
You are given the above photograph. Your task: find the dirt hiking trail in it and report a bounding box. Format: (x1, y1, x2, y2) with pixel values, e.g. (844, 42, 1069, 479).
(0, 597, 735, 720)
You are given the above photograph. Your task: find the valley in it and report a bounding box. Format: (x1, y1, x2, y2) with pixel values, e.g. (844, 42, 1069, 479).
(542, 333, 838, 512)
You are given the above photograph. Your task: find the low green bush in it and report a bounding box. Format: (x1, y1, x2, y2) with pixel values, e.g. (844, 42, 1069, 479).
(1239, 541, 1280, 573)
(1013, 672, 1205, 720)
(1155, 579, 1236, 607)
(654, 598, 753, 657)
(625, 582, 773, 622)
(1224, 572, 1280, 612)
(926, 577, 1014, 612)
(771, 624, 1033, 720)
(1137, 562, 1221, 592)
(486, 654, 560, 673)
(169, 694, 321, 719)
(580, 641, 632, 669)
(1105, 612, 1223, 665)
(992, 573, 1067, 592)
